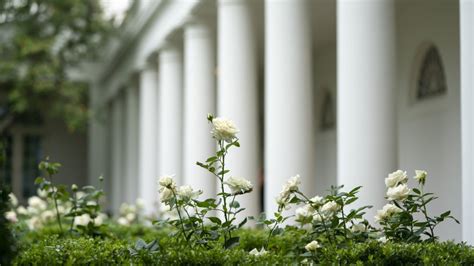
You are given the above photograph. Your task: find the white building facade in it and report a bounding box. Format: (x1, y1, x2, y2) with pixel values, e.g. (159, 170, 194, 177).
(89, 0, 474, 242)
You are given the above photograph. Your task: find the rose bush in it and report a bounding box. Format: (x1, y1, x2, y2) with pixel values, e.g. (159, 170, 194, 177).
(2, 114, 467, 265)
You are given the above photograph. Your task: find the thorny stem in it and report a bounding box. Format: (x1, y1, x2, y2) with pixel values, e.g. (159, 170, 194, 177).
(171, 189, 190, 246)
(296, 191, 334, 245)
(49, 173, 63, 233)
(193, 205, 206, 234)
(218, 141, 231, 242)
(420, 185, 435, 240)
(340, 201, 348, 240)
(266, 219, 279, 248)
(228, 194, 237, 221)
(69, 191, 77, 232)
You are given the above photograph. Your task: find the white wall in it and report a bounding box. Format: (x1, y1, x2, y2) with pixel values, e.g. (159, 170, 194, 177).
(397, 0, 461, 240)
(42, 119, 88, 188)
(10, 117, 88, 202)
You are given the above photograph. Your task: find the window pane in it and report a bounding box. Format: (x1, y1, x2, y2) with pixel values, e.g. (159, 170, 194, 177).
(22, 135, 42, 198)
(0, 135, 13, 186)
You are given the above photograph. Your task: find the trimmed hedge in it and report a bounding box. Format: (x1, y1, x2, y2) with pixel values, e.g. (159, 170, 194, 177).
(13, 227, 474, 265)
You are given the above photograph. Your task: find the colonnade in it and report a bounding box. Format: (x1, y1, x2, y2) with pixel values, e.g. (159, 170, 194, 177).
(104, 0, 399, 218)
(98, 1, 474, 243)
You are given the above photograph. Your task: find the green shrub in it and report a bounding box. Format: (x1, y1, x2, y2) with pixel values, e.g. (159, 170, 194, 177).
(0, 182, 17, 265)
(14, 236, 129, 265)
(13, 229, 474, 265)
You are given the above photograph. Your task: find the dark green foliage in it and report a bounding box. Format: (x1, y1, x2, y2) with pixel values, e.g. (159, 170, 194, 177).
(0, 0, 114, 131)
(0, 182, 16, 265)
(13, 227, 474, 265)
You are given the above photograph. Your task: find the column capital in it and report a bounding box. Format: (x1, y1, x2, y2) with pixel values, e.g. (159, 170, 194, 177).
(183, 15, 215, 40)
(137, 60, 158, 74)
(159, 45, 182, 64)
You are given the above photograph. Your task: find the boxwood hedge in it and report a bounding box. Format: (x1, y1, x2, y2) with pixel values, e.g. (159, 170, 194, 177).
(12, 227, 474, 265)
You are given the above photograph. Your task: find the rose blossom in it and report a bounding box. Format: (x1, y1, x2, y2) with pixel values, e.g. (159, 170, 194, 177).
(210, 117, 239, 142)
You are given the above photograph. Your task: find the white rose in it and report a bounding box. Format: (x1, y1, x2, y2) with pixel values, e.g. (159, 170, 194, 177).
(9, 193, 18, 207)
(17, 206, 28, 215)
(159, 187, 174, 203)
(37, 189, 48, 198)
(386, 184, 410, 201)
(374, 203, 402, 222)
(385, 170, 408, 188)
(94, 213, 107, 226)
(249, 247, 268, 256)
(119, 203, 130, 215)
(5, 211, 17, 223)
(309, 195, 324, 206)
(285, 175, 301, 192)
(275, 194, 290, 210)
(135, 198, 146, 209)
(312, 213, 325, 222)
(350, 223, 367, 233)
(177, 185, 202, 200)
(305, 240, 321, 252)
(27, 216, 42, 230)
(86, 201, 97, 207)
(117, 217, 129, 226)
(128, 205, 137, 213)
(57, 205, 67, 214)
(126, 212, 136, 222)
(76, 191, 86, 199)
(321, 201, 340, 216)
(28, 196, 47, 210)
(211, 117, 239, 143)
(41, 210, 55, 222)
(224, 177, 253, 195)
(295, 204, 315, 224)
(414, 170, 427, 184)
(158, 175, 176, 189)
(27, 206, 39, 215)
(378, 236, 388, 243)
(74, 213, 91, 227)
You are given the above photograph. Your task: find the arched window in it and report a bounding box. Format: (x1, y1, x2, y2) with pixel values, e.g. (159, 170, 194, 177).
(416, 45, 447, 100)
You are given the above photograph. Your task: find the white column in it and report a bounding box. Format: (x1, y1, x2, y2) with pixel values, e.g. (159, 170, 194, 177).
(111, 94, 125, 212)
(461, 0, 474, 244)
(158, 45, 183, 184)
(139, 66, 159, 211)
(125, 83, 140, 203)
(183, 19, 216, 199)
(337, 0, 396, 216)
(264, 0, 316, 214)
(218, 0, 261, 217)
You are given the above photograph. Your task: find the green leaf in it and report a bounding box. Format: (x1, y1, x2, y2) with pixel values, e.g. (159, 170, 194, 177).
(208, 217, 222, 225)
(440, 211, 451, 218)
(230, 201, 240, 209)
(145, 240, 159, 251)
(34, 177, 45, 185)
(135, 238, 147, 250)
(196, 161, 208, 169)
(349, 186, 362, 194)
(345, 197, 358, 205)
(238, 218, 247, 228)
(224, 236, 240, 249)
(217, 169, 230, 176)
(206, 156, 218, 163)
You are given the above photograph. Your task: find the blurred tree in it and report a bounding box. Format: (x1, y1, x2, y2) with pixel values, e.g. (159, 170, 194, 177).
(0, 0, 115, 132)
